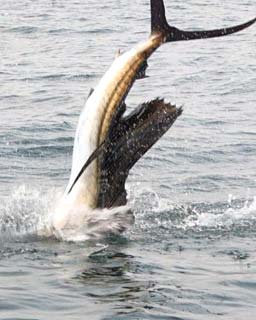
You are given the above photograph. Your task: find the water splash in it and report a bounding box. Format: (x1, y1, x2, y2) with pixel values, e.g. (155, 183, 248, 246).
(1, 184, 256, 242)
(0, 185, 57, 240)
(182, 196, 256, 230)
(50, 201, 134, 242)
(0, 185, 134, 243)
(131, 186, 256, 235)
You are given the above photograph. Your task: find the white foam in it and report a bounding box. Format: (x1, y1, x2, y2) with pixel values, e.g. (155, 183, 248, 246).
(183, 196, 256, 229)
(130, 186, 256, 231)
(49, 204, 134, 242)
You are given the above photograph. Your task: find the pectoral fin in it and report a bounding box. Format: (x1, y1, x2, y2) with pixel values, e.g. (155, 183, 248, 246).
(67, 141, 106, 194)
(136, 60, 149, 80)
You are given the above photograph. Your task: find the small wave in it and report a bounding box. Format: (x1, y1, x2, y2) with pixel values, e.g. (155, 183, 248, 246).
(21, 73, 67, 81)
(12, 145, 72, 158)
(7, 26, 39, 34)
(20, 73, 93, 82)
(0, 95, 20, 101)
(85, 28, 114, 34)
(17, 121, 72, 133)
(48, 28, 72, 34)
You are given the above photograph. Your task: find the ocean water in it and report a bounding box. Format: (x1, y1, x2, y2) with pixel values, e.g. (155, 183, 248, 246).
(0, 0, 256, 319)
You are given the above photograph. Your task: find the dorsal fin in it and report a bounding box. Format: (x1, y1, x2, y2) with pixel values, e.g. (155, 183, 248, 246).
(97, 99, 183, 208)
(150, 0, 256, 42)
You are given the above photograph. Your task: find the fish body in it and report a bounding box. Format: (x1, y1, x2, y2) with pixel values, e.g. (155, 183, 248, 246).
(51, 0, 255, 237)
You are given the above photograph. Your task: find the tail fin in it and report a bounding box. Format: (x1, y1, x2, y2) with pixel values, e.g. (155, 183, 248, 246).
(151, 0, 169, 33)
(151, 0, 255, 42)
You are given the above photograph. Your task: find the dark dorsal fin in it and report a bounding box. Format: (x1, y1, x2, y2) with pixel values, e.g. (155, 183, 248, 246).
(150, 0, 256, 42)
(97, 99, 183, 208)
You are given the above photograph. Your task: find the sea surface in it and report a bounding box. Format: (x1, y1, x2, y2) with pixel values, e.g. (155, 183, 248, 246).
(0, 0, 256, 319)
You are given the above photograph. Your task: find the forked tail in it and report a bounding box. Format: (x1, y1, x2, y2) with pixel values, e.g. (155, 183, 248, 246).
(151, 0, 255, 42)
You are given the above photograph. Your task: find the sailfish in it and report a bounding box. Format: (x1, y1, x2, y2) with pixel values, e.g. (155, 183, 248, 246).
(50, 0, 255, 239)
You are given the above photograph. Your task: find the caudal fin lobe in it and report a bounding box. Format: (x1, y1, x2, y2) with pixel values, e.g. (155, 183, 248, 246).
(151, 0, 256, 42)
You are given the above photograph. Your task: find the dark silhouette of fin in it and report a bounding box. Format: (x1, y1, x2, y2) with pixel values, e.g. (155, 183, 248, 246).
(87, 88, 94, 99)
(150, 0, 255, 42)
(97, 99, 182, 208)
(151, 0, 170, 33)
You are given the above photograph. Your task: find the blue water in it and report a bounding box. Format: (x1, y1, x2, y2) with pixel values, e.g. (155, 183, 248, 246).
(0, 0, 256, 319)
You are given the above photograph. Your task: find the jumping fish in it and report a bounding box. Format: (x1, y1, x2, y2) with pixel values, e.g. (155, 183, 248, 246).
(51, 0, 255, 237)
